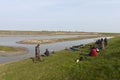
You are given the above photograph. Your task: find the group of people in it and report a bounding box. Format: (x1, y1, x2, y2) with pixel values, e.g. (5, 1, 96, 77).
(34, 37, 108, 63)
(95, 37, 108, 50)
(89, 37, 108, 57)
(76, 37, 108, 63)
(34, 44, 50, 62)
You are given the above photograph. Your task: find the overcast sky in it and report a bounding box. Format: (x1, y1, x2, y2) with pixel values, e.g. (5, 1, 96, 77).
(0, 0, 120, 33)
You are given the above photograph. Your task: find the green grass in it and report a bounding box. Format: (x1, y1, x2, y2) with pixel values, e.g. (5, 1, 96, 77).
(0, 37, 120, 80)
(0, 46, 21, 52)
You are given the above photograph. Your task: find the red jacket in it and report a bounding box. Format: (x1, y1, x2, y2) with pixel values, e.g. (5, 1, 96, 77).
(90, 49, 97, 56)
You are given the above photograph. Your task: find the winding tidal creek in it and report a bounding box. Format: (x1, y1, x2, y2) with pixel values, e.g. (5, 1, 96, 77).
(0, 35, 99, 64)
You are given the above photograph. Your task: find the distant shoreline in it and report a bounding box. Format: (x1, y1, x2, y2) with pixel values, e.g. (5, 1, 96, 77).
(0, 30, 99, 35)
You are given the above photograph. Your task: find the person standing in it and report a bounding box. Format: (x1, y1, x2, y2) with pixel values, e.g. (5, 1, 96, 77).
(101, 39, 105, 50)
(34, 44, 42, 62)
(104, 37, 108, 47)
(100, 38, 105, 50)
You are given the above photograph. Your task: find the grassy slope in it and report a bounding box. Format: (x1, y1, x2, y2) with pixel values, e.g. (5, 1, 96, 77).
(0, 46, 23, 52)
(0, 37, 120, 80)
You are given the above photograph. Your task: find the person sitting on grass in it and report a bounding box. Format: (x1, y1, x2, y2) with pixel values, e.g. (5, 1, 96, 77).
(70, 47, 76, 51)
(76, 56, 84, 63)
(90, 47, 97, 56)
(44, 49, 49, 56)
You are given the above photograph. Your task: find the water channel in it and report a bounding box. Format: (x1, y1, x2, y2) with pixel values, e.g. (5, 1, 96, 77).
(0, 35, 99, 64)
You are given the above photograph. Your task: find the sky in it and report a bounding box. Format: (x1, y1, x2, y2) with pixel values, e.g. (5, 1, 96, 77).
(0, 0, 120, 33)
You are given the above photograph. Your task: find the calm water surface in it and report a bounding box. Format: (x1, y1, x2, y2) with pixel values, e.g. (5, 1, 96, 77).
(0, 35, 99, 64)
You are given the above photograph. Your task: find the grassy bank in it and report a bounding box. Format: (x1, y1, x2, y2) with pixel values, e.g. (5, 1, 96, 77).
(0, 46, 28, 55)
(0, 37, 120, 80)
(0, 46, 22, 52)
